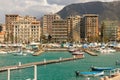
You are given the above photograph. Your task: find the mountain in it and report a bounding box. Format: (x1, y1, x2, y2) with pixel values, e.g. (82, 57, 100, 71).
(57, 1, 120, 22)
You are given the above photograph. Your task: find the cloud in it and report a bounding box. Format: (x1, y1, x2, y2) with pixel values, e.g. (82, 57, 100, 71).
(48, 0, 117, 5)
(0, 0, 118, 23)
(0, 0, 64, 23)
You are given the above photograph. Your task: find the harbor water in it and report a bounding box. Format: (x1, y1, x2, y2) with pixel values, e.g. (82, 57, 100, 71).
(0, 51, 120, 80)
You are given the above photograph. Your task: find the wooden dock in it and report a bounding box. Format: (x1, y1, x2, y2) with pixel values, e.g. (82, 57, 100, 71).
(32, 50, 44, 56)
(0, 57, 84, 72)
(84, 49, 98, 56)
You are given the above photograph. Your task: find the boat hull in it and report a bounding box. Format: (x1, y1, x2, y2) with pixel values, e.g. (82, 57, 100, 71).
(91, 66, 114, 71)
(72, 51, 84, 58)
(75, 71, 104, 77)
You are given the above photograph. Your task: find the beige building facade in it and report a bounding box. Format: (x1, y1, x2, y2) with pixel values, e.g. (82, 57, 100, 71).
(67, 15, 81, 42)
(0, 24, 6, 43)
(81, 14, 99, 42)
(52, 20, 68, 43)
(6, 15, 41, 43)
(42, 13, 61, 35)
(5, 14, 19, 43)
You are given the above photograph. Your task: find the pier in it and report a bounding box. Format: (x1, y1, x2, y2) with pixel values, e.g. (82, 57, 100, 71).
(0, 57, 84, 72)
(84, 49, 98, 56)
(45, 48, 68, 51)
(32, 50, 44, 56)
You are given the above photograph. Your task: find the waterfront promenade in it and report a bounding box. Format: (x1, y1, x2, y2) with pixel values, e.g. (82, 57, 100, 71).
(0, 56, 84, 72)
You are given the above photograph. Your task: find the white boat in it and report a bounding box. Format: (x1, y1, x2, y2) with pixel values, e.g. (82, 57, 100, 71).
(0, 50, 8, 54)
(75, 71, 104, 77)
(72, 51, 84, 58)
(23, 50, 34, 54)
(13, 51, 27, 56)
(97, 47, 116, 53)
(68, 48, 79, 53)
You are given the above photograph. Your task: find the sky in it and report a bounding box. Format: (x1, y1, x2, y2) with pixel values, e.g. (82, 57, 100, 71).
(0, 0, 118, 23)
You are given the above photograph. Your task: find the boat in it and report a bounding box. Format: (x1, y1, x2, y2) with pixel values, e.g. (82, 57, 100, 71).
(68, 48, 79, 53)
(75, 71, 104, 77)
(91, 66, 115, 71)
(23, 49, 34, 54)
(72, 51, 84, 58)
(0, 50, 8, 54)
(97, 47, 116, 53)
(13, 50, 27, 56)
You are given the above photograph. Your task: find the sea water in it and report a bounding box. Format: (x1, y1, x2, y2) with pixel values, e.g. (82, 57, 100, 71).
(0, 51, 120, 80)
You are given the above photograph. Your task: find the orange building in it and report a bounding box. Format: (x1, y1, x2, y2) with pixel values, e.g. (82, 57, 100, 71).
(0, 31, 5, 43)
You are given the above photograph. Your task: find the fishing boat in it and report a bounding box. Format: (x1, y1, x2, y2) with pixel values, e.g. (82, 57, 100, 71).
(72, 51, 84, 58)
(75, 71, 104, 77)
(91, 66, 115, 71)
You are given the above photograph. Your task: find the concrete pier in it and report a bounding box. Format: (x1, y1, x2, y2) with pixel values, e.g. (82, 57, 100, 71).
(32, 50, 44, 56)
(0, 57, 84, 72)
(84, 49, 98, 56)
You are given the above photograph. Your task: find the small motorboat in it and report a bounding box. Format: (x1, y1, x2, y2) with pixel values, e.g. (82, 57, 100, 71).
(75, 71, 104, 77)
(91, 66, 115, 71)
(72, 51, 85, 58)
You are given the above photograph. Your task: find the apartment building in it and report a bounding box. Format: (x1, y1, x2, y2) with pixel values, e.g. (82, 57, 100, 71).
(52, 20, 68, 43)
(6, 15, 41, 43)
(67, 15, 81, 42)
(0, 24, 6, 43)
(102, 20, 119, 41)
(42, 13, 61, 35)
(81, 14, 99, 42)
(5, 14, 19, 43)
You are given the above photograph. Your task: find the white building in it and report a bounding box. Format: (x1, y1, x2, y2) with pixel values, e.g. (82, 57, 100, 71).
(12, 15, 41, 43)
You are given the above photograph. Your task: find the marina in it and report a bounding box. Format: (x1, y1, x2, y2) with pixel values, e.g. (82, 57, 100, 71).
(1, 51, 120, 80)
(0, 0, 120, 80)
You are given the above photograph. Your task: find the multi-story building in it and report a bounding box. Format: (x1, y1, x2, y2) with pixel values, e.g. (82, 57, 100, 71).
(67, 15, 81, 42)
(117, 26, 120, 41)
(5, 14, 19, 43)
(6, 15, 41, 43)
(81, 14, 99, 42)
(0, 24, 6, 43)
(52, 20, 68, 43)
(42, 13, 61, 36)
(102, 20, 119, 42)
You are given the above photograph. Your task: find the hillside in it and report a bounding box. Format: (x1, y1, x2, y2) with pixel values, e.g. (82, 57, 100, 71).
(57, 1, 120, 22)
